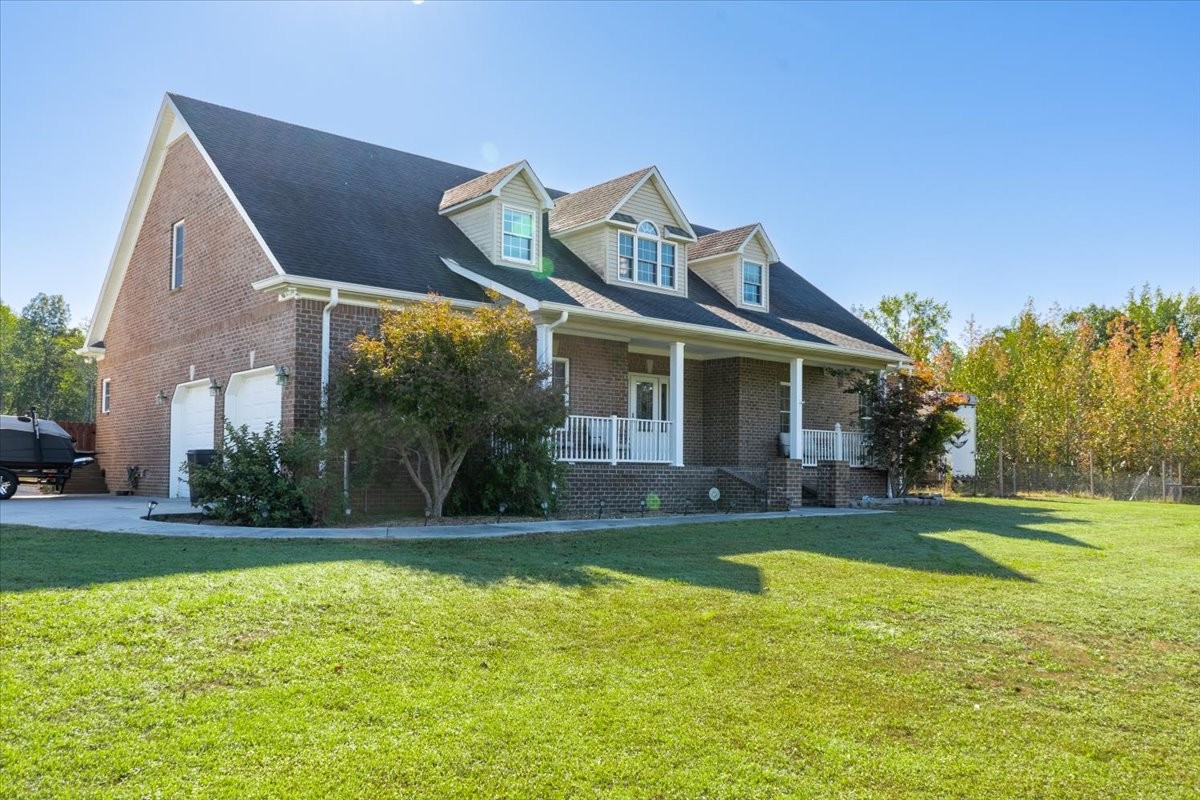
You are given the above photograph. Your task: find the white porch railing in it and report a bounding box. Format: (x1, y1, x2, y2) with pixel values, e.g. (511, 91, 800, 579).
(553, 415, 672, 464)
(801, 424, 869, 467)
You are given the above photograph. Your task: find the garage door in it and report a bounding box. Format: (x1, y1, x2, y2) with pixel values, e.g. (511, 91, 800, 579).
(226, 367, 283, 436)
(169, 380, 215, 499)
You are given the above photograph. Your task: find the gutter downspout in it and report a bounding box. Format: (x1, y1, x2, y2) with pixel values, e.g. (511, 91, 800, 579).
(319, 288, 339, 450)
(319, 287, 352, 518)
(536, 311, 568, 381)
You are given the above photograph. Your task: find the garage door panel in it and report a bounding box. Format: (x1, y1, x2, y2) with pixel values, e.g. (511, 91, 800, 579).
(169, 381, 215, 499)
(227, 368, 283, 436)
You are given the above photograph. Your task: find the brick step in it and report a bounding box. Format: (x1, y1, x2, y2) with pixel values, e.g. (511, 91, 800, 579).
(61, 462, 109, 494)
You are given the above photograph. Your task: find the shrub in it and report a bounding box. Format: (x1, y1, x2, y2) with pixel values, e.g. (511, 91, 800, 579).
(445, 431, 566, 517)
(188, 422, 315, 527)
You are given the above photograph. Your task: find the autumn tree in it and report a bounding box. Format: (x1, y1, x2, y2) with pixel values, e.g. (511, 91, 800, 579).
(854, 292, 951, 366)
(334, 295, 566, 517)
(849, 367, 965, 497)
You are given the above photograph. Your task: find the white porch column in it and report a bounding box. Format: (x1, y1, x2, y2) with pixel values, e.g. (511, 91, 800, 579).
(669, 341, 685, 467)
(789, 357, 803, 461)
(535, 323, 553, 385)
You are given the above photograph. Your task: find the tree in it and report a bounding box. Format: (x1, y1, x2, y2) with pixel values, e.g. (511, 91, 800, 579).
(849, 367, 965, 497)
(854, 292, 951, 366)
(2, 294, 96, 420)
(335, 295, 567, 517)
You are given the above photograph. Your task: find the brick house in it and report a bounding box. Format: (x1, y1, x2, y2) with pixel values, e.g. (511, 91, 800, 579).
(81, 95, 910, 512)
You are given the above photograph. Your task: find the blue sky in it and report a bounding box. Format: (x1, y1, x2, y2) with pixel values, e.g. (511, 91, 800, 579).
(1, 1, 1197, 340)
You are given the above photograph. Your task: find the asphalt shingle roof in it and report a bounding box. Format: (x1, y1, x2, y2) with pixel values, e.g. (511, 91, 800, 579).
(690, 224, 760, 262)
(438, 161, 524, 212)
(547, 167, 652, 235)
(170, 94, 905, 359)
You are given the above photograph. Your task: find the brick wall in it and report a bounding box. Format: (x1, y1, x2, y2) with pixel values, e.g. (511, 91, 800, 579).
(562, 464, 725, 515)
(553, 334, 627, 417)
(95, 136, 295, 496)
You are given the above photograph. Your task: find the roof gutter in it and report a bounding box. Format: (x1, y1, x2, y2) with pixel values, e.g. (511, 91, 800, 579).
(539, 301, 911, 367)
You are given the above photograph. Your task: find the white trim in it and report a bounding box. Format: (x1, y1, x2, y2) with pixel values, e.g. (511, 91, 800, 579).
(689, 224, 781, 266)
(170, 219, 185, 289)
(741, 259, 764, 307)
(552, 356, 570, 406)
(616, 223, 677, 289)
(608, 167, 698, 241)
(500, 203, 536, 266)
(493, 161, 555, 210)
(251, 274, 483, 310)
(669, 341, 684, 466)
(101, 378, 111, 414)
(438, 160, 555, 216)
(540, 301, 910, 366)
(439, 258, 539, 311)
(84, 94, 289, 349)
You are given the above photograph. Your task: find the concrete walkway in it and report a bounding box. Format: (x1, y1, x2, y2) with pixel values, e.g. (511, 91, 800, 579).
(0, 491, 884, 540)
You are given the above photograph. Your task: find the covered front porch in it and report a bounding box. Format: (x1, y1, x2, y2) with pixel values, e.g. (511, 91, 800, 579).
(535, 315, 892, 474)
(552, 415, 869, 468)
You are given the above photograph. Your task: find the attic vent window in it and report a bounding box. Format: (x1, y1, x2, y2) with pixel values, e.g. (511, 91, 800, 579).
(502, 206, 534, 263)
(618, 221, 676, 289)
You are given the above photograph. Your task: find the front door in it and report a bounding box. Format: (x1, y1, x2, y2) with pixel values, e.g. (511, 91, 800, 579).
(628, 375, 669, 461)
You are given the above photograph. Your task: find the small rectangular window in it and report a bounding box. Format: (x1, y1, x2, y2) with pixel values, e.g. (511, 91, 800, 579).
(171, 221, 185, 289)
(637, 238, 657, 284)
(101, 378, 111, 414)
(660, 242, 676, 288)
(743, 260, 763, 305)
(502, 206, 534, 263)
(552, 357, 570, 407)
(618, 232, 634, 280)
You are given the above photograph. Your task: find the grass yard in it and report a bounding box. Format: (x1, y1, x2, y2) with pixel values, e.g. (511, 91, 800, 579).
(2, 497, 1198, 798)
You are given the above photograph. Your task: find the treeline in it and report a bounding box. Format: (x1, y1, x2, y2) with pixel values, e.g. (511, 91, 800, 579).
(861, 286, 1200, 498)
(0, 294, 96, 421)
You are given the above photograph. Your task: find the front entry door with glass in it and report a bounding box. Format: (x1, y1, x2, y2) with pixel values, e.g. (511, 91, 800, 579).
(628, 375, 670, 461)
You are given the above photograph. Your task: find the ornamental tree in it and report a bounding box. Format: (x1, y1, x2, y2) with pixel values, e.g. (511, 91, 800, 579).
(849, 367, 965, 497)
(334, 294, 566, 518)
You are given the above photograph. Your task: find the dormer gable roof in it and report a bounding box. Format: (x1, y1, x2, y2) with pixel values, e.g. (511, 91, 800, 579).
(689, 223, 780, 264)
(549, 165, 697, 240)
(438, 159, 554, 214)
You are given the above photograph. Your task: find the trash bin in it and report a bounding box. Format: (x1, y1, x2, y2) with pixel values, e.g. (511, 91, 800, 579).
(186, 448, 219, 505)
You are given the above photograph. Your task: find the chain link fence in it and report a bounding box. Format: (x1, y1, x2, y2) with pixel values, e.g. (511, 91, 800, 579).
(953, 462, 1197, 504)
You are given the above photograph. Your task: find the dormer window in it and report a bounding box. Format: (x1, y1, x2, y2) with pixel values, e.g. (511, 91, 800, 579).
(742, 261, 764, 305)
(618, 221, 676, 289)
(502, 206, 535, 263)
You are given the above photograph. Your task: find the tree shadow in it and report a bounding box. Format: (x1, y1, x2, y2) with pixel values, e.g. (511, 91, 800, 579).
(0, 500, 1096, 595)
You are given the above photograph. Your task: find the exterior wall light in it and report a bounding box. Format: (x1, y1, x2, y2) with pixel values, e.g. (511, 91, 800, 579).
(209, 378, 223, 396)
(155, 389, 169, 405)
(275, 365, 290, 385)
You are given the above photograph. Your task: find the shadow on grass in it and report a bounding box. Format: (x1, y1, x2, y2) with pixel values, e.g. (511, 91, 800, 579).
(1, 501, 1092, 594)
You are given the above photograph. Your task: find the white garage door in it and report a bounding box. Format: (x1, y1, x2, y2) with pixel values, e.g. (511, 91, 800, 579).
(169, 380, 216, 498)
(226, 367, 283, 436)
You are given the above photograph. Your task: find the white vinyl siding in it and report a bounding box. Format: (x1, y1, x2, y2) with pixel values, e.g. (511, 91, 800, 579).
(690, 231, 772, 311)
(558, 226, 607, 278)
(447, 201, 496, 262)
(444, 172, 544, 269)
(495, 174, 542, 269)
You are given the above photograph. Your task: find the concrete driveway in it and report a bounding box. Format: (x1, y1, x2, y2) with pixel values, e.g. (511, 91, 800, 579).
(0, 491, 883, 540)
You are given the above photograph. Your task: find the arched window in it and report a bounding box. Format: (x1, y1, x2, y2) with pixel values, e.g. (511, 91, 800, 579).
(618, 220, 676, 289)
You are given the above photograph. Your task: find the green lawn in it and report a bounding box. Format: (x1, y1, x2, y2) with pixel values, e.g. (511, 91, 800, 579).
(2, 498, 1198, 799)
